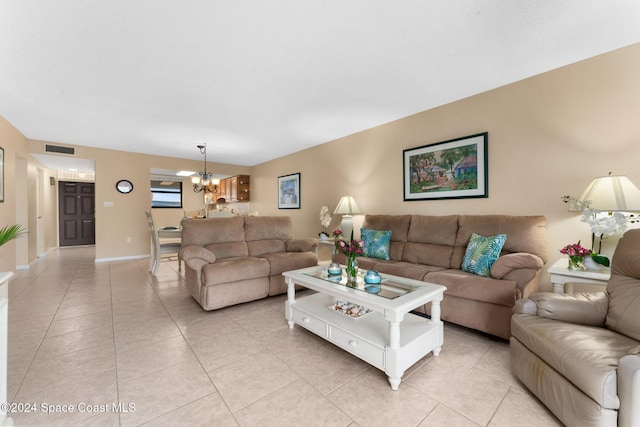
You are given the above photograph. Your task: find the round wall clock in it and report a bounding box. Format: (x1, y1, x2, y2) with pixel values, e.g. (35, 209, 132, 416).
(116, 179, 134, 194)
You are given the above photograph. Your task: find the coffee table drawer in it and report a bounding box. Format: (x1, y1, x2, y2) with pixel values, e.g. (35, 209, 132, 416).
(291, 307, 327, 337)
(330, 327, 385, 370)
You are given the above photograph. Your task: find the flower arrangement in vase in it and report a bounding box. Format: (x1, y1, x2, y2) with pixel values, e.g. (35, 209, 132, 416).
(333, 229, 364, 284)
(561, 195, 638, 265)
(559, 241, 594, 271)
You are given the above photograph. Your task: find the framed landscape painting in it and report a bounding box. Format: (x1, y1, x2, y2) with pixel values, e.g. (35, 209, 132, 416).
(278, 172, 301, 209)
(403, 132, 488, 201)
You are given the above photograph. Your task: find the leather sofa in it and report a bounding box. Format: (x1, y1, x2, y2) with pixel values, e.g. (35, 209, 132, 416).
(332, 214, 548, 339)
(179, 216, 318, 310)
(511, 229, 640, 427)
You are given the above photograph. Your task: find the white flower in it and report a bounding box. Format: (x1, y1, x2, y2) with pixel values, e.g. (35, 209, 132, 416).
(319, 206, 332, 228)
(580, 209, 630, 237)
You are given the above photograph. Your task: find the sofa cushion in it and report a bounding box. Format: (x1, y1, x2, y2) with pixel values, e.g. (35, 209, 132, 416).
(181, 217, 245, 247)
(371, 260, 445, 281)
(202, 257, 270, 286)
(244, 216, 295, 256)
(402, 215, 458, 268)
(362, 215, 411, 260)
(451, 215, 547, 269)
(406, 214, 459, 246)
(605, 229, 640, 341)
(425, 269, 516, 306)
(401, 243, 455, 269)
(286, 238, 317, 252)
(260, 251, 318, 276)
(204, 241, 249, 260)
(248, 239, 287, 257)
(244, 216, 293, 241)
(360, 228, 391, 260)
(512, 313, 638, 409)
(462, 233, 507, 277)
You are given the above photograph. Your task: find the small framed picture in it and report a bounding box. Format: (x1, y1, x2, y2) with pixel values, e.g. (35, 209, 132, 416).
(278, 173, 301, 209)
(403, 132, 488, 201)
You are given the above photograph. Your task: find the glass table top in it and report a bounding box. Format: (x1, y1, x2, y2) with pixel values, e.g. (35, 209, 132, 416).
(304, 267, 422, 300)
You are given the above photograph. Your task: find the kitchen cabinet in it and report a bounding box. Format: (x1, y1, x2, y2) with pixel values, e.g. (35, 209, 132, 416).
(216, 175, 250, 202)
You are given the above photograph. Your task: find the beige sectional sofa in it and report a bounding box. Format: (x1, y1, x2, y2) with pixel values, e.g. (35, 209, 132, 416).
(332, 214, 548, 339)
(179, 216, 318, 310)
(511, 229, 640, 427)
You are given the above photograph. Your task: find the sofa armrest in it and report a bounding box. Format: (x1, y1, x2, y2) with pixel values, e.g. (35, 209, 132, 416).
(522, 292, 609, 326)
(619, 354, 640, 427)
(513, 298, 538, 315)
(179, 245, 216, 264)
(286, 238, 317, 253)
(491, 253, 544, 279)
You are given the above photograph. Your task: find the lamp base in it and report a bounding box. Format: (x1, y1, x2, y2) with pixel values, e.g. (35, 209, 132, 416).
(341, 215, 355, 240)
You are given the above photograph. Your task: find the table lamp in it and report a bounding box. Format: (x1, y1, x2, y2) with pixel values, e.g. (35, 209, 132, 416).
(333, 195, 361, 239)
(579, 173, 640, 212)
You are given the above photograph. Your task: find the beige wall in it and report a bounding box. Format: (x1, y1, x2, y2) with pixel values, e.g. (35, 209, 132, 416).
(250, 43, 640, 291)
(0, 117, 29, 272)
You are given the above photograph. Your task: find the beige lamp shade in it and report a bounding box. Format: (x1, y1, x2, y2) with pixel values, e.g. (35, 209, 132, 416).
(333, 195, 361, 239)
(333, 195, 361, 215)
(580, 175, 640, 212)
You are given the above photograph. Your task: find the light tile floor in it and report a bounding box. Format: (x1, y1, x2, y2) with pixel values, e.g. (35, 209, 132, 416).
(6, 247, 563, 426)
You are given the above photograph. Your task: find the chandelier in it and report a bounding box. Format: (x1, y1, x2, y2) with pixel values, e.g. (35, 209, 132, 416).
(191, 143, 219, 193)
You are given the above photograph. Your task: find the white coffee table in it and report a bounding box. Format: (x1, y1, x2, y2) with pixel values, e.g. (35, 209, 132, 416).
(283, 266, 446, 390)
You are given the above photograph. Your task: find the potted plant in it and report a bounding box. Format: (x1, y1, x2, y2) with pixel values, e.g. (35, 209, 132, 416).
(0, 224, 26, 248)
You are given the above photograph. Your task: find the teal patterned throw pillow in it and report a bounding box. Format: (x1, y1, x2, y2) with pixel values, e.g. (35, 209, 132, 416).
(462, 233, 507, 277)
(360, 228, 392, 260)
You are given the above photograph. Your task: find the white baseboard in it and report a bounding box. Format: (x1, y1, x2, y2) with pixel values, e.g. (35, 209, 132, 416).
(95, 255, 150, 263)
(37, 247, 57, 258)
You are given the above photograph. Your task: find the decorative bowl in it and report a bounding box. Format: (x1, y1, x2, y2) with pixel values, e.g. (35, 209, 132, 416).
(327, 263, 342, 276)
(364, 270, 381, 284)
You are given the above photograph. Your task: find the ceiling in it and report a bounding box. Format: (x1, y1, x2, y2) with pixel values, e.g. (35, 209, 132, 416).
(2, 1, 640, 171)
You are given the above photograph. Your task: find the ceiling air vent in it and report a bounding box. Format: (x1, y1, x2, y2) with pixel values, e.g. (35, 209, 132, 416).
(45, 144, 75, 155)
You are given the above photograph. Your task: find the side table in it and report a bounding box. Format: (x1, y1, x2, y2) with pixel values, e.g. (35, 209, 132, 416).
(548, 258, 610, 294)
(315, 238, 337, 257)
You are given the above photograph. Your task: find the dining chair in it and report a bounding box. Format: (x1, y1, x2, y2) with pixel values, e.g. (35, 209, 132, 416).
(145, 210, 182, 275)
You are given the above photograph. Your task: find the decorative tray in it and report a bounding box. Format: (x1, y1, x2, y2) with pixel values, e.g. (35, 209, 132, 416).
(328, 300, 372, 319)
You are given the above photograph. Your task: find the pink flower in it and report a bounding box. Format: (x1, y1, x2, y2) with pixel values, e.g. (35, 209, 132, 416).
(559, 241, 591, 257)
(337, 238, 364, 256)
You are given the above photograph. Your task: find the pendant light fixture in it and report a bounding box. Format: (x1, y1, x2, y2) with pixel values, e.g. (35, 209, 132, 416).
(192, 143, 219, 193)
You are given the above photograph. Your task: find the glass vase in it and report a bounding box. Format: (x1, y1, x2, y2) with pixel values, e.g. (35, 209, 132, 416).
(346, 256, 358, 286)
(567, 256, 586, 271)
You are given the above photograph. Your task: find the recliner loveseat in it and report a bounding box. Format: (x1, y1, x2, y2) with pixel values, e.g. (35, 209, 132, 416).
(511, 228, 640, 427)
(179, 216, 318, 310)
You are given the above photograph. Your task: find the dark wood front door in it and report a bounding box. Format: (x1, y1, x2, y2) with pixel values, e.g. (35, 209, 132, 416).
(58, 181, 95, 246)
